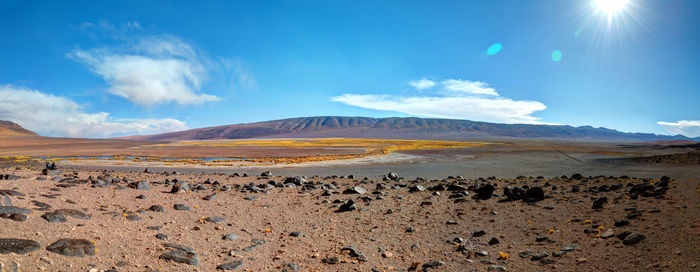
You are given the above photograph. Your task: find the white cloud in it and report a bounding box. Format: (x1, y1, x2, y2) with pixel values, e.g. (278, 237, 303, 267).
(408, 78, 436, 90)
(441, 79, 498, 96)
(332, 94, 547, 124)
(69, 36, 220, 106)
(657, 120, 700, 138)
(0, 85, 188, 137)
(332, 78, 549, 124)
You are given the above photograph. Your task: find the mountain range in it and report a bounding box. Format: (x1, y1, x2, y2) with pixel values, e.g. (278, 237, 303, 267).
(117, 116, 698, 142)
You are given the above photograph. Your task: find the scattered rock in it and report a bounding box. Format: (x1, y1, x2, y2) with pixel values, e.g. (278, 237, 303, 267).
(46, 238, 95, 257)
(0, 238, 41, 254)
(524, 187, 545, 203)
(622, 232, 645, 245)
(173, 204, 190, 211)
(341, 246, 367, 261)
(530, 252, 550, 261)
(474, 184, 495, 200)
(335, 199, 357, 212)
(322, 257, 339, 264)
(223, 234, 240, 241)
(614, 220, 630, 227)
(159, 250, 200, 266)
(217, 260, 243, 270)
(149, 205, 165, 212)
(488, 265, 507, 271)
(41, 211, 68, 223)
(135, 180, 150, 191)
(343, 186, 367, 194)
(387, 172, 399, 181)
(503, 186, 525, 200)
(203, 193, 218, 201)
(600, 229, 615, 239)
(170, 180, 190, 193)
(592, 197, 608, 210)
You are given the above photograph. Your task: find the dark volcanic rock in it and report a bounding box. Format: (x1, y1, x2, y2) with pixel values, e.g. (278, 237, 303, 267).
(0, 238, 41, 254)
(504, 186, 525, 201)
(46, 238, 95, 257)
(284, 176, 307, 186)
(149, 205, 165, 212)
(173, 204, 190, 211)
(9, 213, 27, 221)
(614, 220, 630, 227)
(170, 180, 190, 193)
(524, 187, 545, 203)
(322, 257, 339, 264)
(217, 260, 243, 270)
(335, 199, 357, 212)
(159, 250, 201, 266)
(0, 206, 31, 214)
(55, 209, 90, 219)
(163, 243, 196, 253)
(205, 217, 226, 223)
(530, 252, 550, 261)
(42, 211, 68, 222)
(341, 246, 368, 262)
(409, 185, 426, 192)
(343, 186, 367, 194)
(592, 197, 608, 210)
(203, 193, 218, 201)
(622, 232, 645, 245)
(474, 184, 495, 200)
(387, 172, 399, 181)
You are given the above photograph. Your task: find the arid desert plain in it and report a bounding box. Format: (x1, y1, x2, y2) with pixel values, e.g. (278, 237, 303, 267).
(0, 134, 698, 272)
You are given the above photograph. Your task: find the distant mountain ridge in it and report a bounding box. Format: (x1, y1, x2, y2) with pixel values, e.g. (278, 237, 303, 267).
(118, 116, 698, 142)
(0, 120, 37, 136)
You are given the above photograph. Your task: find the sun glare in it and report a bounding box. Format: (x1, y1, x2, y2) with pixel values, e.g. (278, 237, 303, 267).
(594, 0, 630, 14)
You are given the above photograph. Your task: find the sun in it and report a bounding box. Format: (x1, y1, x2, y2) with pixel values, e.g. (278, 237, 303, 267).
(594, 0, 630, 14)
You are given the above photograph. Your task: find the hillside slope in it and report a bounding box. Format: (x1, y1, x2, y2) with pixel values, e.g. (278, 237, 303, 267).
(118, 116, 696, 142)
(0, 120, 38, 136)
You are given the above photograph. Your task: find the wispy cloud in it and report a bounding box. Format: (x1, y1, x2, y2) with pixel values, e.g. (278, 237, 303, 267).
(69, 36, 220, 106)
(332, 78, 548, 124)
(657, 120, 700, 138)
(441, 79, 498, 96)
(0, 85, 188, 137)
(408, 78, 436, 90)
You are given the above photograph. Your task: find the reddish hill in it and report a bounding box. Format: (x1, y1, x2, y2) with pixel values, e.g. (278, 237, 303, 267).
(0, 120, 38, 137)
(118, 116, 697, 142)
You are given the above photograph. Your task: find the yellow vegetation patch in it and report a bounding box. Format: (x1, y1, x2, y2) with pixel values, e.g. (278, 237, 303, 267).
(150, 138, 491, 164)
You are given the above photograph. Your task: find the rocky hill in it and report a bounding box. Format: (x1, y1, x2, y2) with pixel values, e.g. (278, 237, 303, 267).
(118, 116, 697, 142)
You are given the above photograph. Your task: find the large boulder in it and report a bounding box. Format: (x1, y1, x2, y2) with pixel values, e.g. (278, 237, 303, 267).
(170, 180, 190, 193)
(503, 186, 525, 201)
(523, 187, 545, 203)
(474, 184, 495, 200)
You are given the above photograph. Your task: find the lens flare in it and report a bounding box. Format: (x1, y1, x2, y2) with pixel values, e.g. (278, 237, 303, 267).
(487, 43, 502, 56)
(551, 50, 562, 62)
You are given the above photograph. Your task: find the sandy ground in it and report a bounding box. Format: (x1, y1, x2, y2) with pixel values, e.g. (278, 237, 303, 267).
(0, 138, 698, 271)
(0, 160, 698, 272)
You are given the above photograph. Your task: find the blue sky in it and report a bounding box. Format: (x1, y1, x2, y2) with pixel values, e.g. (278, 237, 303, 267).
(1, 0, 699, 137)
